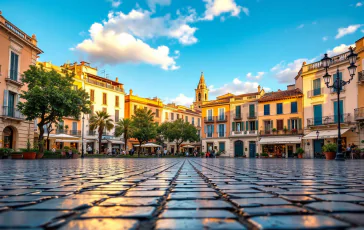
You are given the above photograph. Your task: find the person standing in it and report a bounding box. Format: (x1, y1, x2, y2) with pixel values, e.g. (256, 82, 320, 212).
(87, 145, 93, 155)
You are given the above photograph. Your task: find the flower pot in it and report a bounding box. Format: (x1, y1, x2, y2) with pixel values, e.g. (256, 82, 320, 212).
(36, 153, 44, 159)
(11, 154, 23, 159)
(298, 153, 303, 159)
(72, 154, 80, 159)
(324, 152, 336, 160)
(23, 152, 36, 159)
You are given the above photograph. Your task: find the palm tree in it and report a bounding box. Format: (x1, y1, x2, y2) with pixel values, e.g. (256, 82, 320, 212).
(115, 118, 133, 151)
(89, 111, 114, 154)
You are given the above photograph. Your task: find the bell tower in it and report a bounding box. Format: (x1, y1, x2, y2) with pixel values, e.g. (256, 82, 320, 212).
(193, 72, 209, 109)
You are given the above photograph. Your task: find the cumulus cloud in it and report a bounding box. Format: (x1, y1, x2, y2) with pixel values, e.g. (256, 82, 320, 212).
(107, 0, 121, 8)
(322, 36, 328, 41)
(246, 72, 264, 80)
(165, 94, 194, 106)
(297, 24, 304, 29)
(335, 24, 362, 39)
(326, 43, 355, 57)
(208, 78, 265, 97)
(271, 59, 314, 84)
(202, 0, 249, 21)
(356, 2, 363, 7)
(103, 9, 198, 45)
(73, 23, 179, 70)
(148, 0, 171, 11)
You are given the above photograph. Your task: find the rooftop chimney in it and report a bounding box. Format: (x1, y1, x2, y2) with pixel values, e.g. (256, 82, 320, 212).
(129, 89, 133, 95)
(115, 77, 119, 82)
(258, 85, 261, 92)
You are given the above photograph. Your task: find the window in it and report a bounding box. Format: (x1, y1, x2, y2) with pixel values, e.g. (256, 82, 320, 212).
(115, 96, 119, 107)
(264, 104, 270, 115)
(287, 119, 302, 131)
(185, 116, 188, 123)
(90, 89, 95, 102)
(235, 105, 241, 118)
(249, 121, 256, 131)
(177, 114, 180, 119)
(102, 93, 107, 105)
(102, 108, 107, 112)
(264, 120, 272, 134)
(10, 51, 19, 81)
(115, 110, 119, 122)
(206, 125, 214, 138)
(277, 119, 283, 130)
(218, 124, 225, 137)
(291, 102, 298, 113)
(249, 104, 255, 117)
(313, 79, 321, 96)
(197, 130, 201, 137)
(207, 109, 213, 121)
(90, 105, 94, 114)
(198, 93, 201, 101)
(192, 117, 195, 125)
(165, 112, 168, 120)
(276, 103, 283, 115)
(156, 109, 159, 118)
(72, 122, 78, 135)
(313, 104, 322, 125)
(219, 108, 225, 120)
(236, 122, 241, 131)
(171, 113, 174, 120)
(219, 142, 225, 152)
(198, 118, 200, 126)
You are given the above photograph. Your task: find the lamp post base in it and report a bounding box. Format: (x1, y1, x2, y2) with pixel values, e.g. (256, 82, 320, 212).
(335, 152, 345, 161)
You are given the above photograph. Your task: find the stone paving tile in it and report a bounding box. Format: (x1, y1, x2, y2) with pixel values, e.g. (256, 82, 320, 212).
(0, 189, 41, 196)
(165, 200, 234, 209)
(311, 194, 364, 202)
(333, 213, 364, 226)
(58, 218, 140, 230)
(230, 197, 291, 207)
(167, 192, 219, 200)
(305, 202, 364, 212)
(280, 195, 317, 203)
(99, 197, 161, 206)
(249, 215, 351, 229)
(241, 205, 309, 216)
(159, 209, 236, 218)
(124, 190, 166, 197)
(80, 205, 156, 219)
(155, 219, 247, 230)
(0, 195, 52, 203)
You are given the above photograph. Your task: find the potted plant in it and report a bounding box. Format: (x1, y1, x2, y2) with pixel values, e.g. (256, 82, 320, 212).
(22, 140, 37, 159)
(322, 143, 337, 160)
(283, 126, 288, 134)
(272, 128, 277, 134)
(296, 147, 304, 159)
(292, 128, 297, 134)
(11, 151, 23, 159)
(65, 125, 69, 134)
(0, 148, 15, 159)
(261, 153, 269, 158)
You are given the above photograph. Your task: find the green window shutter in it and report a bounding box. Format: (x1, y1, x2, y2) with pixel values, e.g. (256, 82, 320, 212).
(232, 122, 236, 131)
(255, 120, 258, 131)
(288, 119, 291, 130)
(246, 121, 249, 131)
(241, 122, 244, 131)
(298, 118, 302, 130)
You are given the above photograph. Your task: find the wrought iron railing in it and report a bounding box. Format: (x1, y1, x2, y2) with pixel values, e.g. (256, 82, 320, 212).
(354, 108, 364, 121)
(307, 113, 352, 126)
(2, 106, 24, 119)
(307, 88, 324, 98)
(260, 129, 304, 135)
(216, 115, 227, 122)
(247, 112, 257, 119)
(204, 117, 215, 123)
(307, 51, 350, 71)
(358, 71, 364, 82)
(86, 78, 124, 93)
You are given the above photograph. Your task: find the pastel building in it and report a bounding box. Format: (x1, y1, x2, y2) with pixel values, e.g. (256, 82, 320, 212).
(0, 12, 42, 150)
(355, 37, 364, 149)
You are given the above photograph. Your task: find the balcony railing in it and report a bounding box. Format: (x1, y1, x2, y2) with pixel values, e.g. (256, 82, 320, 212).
(233, 114, 242, 120)
(2, 106, 24, 119)
(354, 108, 364, 121)
(69, 130, 81, 136)
(204, 117, 215, 123)
(307, 113, 352, 126)
(5, 20, 33, 42)
(86, 78, 124, 93)
(330, 85, 345, 93)
(217, 132, 226, 138)
(247, 112, 257, 119)
(88, 130, 96, 136)
(6, 70, 23, 86)
(260, 129, 304, 136)
(206, 133, 213, 138)
(307, 51, 350, 71)
(359, 71, 364, 82)
(216, 115, 227, 122)
(231, 130, 258, 136)
(308, 88, 324, 98)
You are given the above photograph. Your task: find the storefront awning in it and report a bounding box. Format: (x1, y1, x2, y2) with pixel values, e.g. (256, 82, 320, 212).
(109, 140, 124, 144)
(303, 129, 349, 139)
(259, 136, 302, 144)
(49, 134, 78, 139)
(55, 139, 81, 143)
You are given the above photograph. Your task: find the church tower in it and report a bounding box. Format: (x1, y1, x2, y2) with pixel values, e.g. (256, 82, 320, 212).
(193, 72, 209, 109)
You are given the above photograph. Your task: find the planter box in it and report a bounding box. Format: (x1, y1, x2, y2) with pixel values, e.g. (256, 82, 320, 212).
(36, 153, 44, 159)
(11, 154, 23, 159)
(23, 152, 36, 160)
(324, 152, 336, 160)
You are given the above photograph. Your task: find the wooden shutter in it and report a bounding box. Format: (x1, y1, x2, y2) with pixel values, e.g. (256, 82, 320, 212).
(255, 120, 258, 131)
(287, 119, 291, 130)
(298, 118, 302, 130)
(232, 122, 236, 131)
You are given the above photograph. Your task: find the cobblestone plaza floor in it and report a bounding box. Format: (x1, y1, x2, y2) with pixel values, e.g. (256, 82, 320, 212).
(0, 159, 364, 229)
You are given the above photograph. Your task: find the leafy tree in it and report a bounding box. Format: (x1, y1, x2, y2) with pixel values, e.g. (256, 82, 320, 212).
(115, 118, 133, 151)
(158, 119, 199, 153)
(131, 108, 157, 157)
(17, 65, 91, 153)
(89, 111, 114, 154)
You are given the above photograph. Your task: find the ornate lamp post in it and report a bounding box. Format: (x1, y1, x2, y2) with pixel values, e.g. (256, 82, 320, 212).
(321, 47, 357, 161)
(81, 114, 85, 158)
(316, 130, 320, 140)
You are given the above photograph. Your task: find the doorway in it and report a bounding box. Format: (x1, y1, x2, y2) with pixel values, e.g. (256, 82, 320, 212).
(314, 139, 324, 155)
(3, 127, 14, 149)
(249, 141, 256, 158)
(234, 140, 244, 157)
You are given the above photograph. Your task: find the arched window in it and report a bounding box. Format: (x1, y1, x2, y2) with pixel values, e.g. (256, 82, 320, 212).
(205, 94, 207, 100)
(198, 93, 201, 101)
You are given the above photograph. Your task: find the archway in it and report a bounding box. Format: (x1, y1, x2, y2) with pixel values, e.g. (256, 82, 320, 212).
(3, 126, 14, 149)
(198, 93, 201, 101)
(234, 140, 244, 157)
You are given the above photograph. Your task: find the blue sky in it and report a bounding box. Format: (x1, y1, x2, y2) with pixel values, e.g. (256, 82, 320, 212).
(1, 0, 363, 106)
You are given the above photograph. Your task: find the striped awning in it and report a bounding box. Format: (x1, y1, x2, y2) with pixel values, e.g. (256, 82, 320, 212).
(259, 136, 302, 144)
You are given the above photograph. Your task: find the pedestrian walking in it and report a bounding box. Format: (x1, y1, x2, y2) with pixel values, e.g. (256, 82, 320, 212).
(68, 149, 73, 159)
(87, 145, 92, 155)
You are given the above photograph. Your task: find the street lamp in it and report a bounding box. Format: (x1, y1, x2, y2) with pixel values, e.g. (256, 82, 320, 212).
(316, 130, 320, 140)
(81, 114, 85, 158)
(320, 47, 357, 161)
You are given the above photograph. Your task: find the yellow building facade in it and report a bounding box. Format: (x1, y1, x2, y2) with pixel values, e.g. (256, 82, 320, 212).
(355, 37, 364, 149)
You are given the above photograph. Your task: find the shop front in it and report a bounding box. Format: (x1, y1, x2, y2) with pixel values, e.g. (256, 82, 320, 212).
(259, 136, 302, 158)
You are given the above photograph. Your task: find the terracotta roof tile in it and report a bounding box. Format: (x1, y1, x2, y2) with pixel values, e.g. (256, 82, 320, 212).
(258, 88, 303, 102)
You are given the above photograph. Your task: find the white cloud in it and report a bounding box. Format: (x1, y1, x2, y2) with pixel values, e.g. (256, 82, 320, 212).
(148, 0, 171, 11)
(271, 58, 314, 84)
(103, 9, 198, 45)
(362, 29, 364, 33)
(326, 43, 355, 57)
(356, 2, 363, 7)
(297, 24, 304, 29)
(108, 0, 121, 8)
(165, 94, 194, 106)
(73, 23, 179, 70)
(322, 36, 328, 41)
(202, 0, 249, 21)
(246, 72, 264, 80)
(208, 78, 265, 97)
(335, 24, 362, 39)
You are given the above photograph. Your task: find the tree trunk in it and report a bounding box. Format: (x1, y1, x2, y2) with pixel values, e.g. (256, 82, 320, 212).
(98, 128, 102, 154)
(124, 134, 127, 151)
(38, 123, 45, 154)
(138, 140, 143, 158)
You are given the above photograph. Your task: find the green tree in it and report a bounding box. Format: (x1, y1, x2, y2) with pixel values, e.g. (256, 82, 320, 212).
(158, 119, 199, 153)
(115, 118, 133, 151)
(17, 65, 91, 153)
(89, 111, 114, 154)
(131, 108, 157, 157)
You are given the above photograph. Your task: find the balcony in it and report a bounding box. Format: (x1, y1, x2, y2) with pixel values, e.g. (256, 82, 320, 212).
(330, 85, 345, 94)
(86, 78, 124, 93)
(307, 88, 324, 98)
(260, 129, 304, 136)
(233, 114, 242, 120)
(359, 71, 364, 83)
(88, 130, 97, 136)
(217, 132, 226, 138)
(231, 130, 258, 136)
(307, 51, 350, 71)
(204, 117, 215, 123)
(216, 115, 227, 122)
(307, 113, 352, 127)
(355, 108, 364, 121)
(247, 112, 257, 119)
(69, 130, 81, 136)
(6, 70, 24, 87)
(2, 106, 24, 120)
